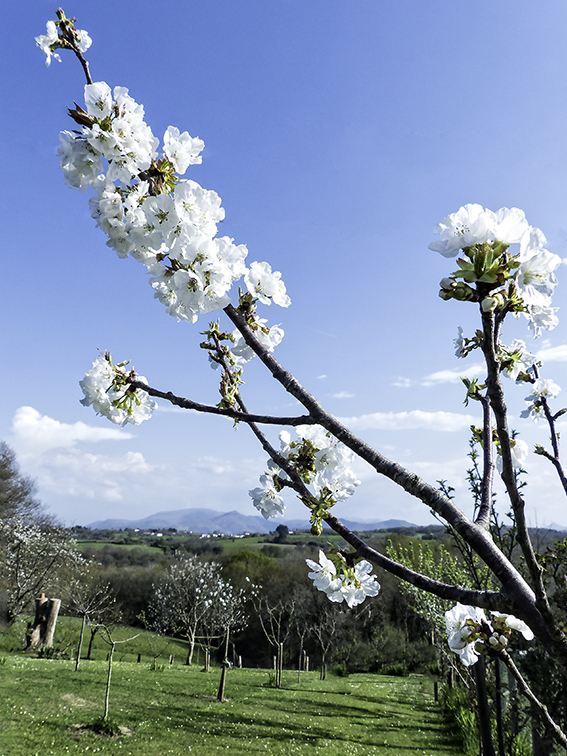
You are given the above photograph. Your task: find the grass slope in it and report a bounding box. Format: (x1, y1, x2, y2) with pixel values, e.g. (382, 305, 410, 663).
(0, 656, 460, 756)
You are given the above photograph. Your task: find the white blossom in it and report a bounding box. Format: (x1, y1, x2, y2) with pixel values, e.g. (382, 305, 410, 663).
(163, 126, 204, 174)
(35, 21, 61, 66)
(525, 304, 559, 338)
(231, 322, 285, 364)
(500, 340, 537, 381)
(245, 262, 291, 307)
(496, 438, 528, 473)
(429, 205, 534, 258)
(76, 29, 92, 53)
(445, 603, 487, 666)
(516, 250, 561, 307)
(249, 474, 285, 519)
(521, 378, 561, 421)
(491, 612, 534, 641)
(79, 353, 157, 427)
(454, 326, 465, 358)
(306, 550, 380, 608)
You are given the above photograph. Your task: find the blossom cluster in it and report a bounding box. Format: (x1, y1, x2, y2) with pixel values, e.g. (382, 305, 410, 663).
(35, 19, 91, 67)
(79, 353, 157, 427)
(306, 549, 380, 608)
(50, 72, 290, 332)
(445, 603, 534, 666)
(249, 425, 360, 520)
(431, 204, 561, 338)
(521, 378, 561, 422)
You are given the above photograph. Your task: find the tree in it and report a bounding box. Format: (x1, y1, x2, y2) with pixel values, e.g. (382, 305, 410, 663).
(0, 441, 45, 524)
(0, 517, 85, 624)
(256, 595, 295, 687)
(35, 13, 567, 749)
(64, 574, 117, 670)
(148, 556, 229, 665)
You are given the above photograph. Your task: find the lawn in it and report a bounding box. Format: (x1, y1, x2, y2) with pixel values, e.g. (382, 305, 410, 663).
(0, 655, 461, 756)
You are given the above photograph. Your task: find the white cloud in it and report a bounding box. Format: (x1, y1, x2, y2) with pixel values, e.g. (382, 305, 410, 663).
(337, 409, 476, 432)
(331, 391, 354, 399)
(11, 406, 131, 456)
(6, 406, 267, 524)
(393, 364, 485, 388)
(392, 377, 415, 388)
(537, 344, 567, 362)
(421, 364, 485, 386)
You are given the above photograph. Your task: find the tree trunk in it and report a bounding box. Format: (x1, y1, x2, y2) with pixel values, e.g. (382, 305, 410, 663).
(217, 628, 230, 702)
(474, 657, 496, 756)
(494, 658, 506, 756)
(87, 625, 99, 660)
(75, 614, 87, 671)
(27, 595, 61, 649)
(103, 641, 115, 721)
(185, 630, 196, 665)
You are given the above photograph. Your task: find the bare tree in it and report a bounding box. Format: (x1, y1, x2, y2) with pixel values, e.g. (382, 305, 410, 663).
(256, 596, 295, 687)
(65, 575, 117, 670)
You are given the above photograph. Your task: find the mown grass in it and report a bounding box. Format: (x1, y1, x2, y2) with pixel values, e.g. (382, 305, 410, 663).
(0, 653, 461, 756)
(75, 541, 164, 553)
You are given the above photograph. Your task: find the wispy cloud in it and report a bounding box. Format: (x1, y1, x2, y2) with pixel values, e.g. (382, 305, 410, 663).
(331, 391, 354, 399)
(337, 409, 476, 432)
(393, 364, 485, 388)
(421, 365, 485, 386)
(536, 344, 567, 362)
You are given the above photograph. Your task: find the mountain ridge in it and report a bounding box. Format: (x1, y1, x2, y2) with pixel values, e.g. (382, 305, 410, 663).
(86, 507, 417, 534)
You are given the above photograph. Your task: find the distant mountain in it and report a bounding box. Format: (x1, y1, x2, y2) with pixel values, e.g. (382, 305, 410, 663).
(86, 507, 417, 534)
(544, 523, 567, 532)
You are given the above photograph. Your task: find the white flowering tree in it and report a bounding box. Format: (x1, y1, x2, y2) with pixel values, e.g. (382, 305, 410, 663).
(35, 11, 567, 748)
(0, 517, 85, 626)
(148, 555, 237, 666)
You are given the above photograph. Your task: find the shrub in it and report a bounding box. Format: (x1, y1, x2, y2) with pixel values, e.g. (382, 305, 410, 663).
(440, 686, 478, 756)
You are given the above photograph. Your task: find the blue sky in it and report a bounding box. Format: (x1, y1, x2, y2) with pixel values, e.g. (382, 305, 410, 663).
(3, 0, 567, 528)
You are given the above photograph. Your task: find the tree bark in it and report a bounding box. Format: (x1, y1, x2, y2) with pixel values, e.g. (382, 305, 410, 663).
(75, 614, 87, 671)
(474, 657, 496, 756)
(27, 595, 61, 648)
(103, 641, 115, 721)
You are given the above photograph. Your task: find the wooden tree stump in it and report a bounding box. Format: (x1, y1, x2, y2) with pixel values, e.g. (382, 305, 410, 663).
(27, 594, 61, 649)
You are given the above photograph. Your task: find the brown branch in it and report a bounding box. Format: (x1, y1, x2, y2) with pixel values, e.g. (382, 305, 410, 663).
(474, 394, 494, 530)
(324, 513, 507, 611)
(128, 380, 316, 427)
(500, 649, 567, 750)
(480, 310, 555, 624)
(223, 305, 547, 633)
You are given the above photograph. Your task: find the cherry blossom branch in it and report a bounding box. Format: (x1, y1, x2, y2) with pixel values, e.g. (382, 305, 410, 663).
(55, 9, 93, 84)
(224, 305, 559, 648)
(324, 512, 507, 610)
(474, 393, 494, 530)
(480, 310, 552, 614)
(531, 364, 567, 497)
(128, 380, 315, 427)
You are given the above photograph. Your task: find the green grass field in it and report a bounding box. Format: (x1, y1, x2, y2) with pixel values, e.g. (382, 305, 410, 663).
(0, 654, 461, 756)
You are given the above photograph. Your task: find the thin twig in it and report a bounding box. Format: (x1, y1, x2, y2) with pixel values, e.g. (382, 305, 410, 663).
(500, 649, 567, 750)
(128, 380, 316, 427)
